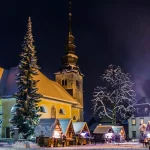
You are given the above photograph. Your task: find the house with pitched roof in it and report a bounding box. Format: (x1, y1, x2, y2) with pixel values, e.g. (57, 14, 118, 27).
(128, 97, 150, 139)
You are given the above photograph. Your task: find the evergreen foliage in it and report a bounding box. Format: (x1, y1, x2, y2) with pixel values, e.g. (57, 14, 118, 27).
(9, 17, 42, 139)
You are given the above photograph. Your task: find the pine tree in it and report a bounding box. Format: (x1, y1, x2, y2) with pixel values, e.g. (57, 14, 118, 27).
(9, 17, 42, 139)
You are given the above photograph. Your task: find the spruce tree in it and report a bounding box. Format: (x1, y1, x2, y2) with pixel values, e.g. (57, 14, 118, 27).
(9, 17, 42, 139)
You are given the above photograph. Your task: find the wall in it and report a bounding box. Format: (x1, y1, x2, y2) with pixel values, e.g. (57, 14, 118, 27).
(128, 116, 150, 138)
(71, 107, 80, 122)
(38, 97, 72, 119)
(2, 98, 16, 137)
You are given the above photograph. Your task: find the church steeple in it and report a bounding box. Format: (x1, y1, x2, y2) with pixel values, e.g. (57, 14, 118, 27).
(55, 2, 84, 121)
(61, 1, 78, 68)
(66, 1, 76, 54)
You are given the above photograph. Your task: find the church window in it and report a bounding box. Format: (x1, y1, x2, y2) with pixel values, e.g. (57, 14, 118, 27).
(51, 105, 56, 118)
(62, 80, 67, 86)
(73, 116, 76, 120)
(76, 80, 80, 89)
(65, 80, 67, 86)
(40, 106, 47, 113)
(59, 108, 65, 115)
(62, 80, 64, 86)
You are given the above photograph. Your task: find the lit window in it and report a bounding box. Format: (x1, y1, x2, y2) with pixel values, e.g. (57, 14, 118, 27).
(40, 106, 46, 113)
(140, 118, 144, 125)
(59, 108, 65, 115)
(132, 118, 136, 125)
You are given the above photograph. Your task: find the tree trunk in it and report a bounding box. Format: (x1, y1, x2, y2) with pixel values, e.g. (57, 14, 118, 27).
(112, 108, 116, 126)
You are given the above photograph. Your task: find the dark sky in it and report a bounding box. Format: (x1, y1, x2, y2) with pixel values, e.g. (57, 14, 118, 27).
(1, 0, 150, 121)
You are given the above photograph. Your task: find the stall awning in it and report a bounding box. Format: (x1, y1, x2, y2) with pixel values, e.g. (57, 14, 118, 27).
(93, 125, 113, 134)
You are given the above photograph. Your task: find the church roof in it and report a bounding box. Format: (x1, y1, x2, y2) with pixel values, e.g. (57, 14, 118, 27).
(2, 67, 80, 106)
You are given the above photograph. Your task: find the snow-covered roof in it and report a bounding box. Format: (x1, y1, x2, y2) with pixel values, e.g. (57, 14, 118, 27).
(93, 125, 113, 134)
(34, 118, 62, 137)
(73, 122, 90, 135)
(1, 67, 82, 108)
(59, 119, 74, 135)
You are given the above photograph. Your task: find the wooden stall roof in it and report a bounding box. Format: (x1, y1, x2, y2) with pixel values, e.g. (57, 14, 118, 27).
(34, 118, 62, 137)
(112, 126, 125, 134)
(73, 122, 90, 135)
(93, 125, 113, 134)
(59, 119, 75, 136)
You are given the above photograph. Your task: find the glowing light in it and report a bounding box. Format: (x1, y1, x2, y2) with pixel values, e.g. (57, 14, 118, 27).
(53, 131, 60, 138)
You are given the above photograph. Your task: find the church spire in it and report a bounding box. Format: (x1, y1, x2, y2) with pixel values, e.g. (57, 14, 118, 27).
(61, 1, 78, 68)
(65, 1, 76, 54)
(68, 1, 72, 35)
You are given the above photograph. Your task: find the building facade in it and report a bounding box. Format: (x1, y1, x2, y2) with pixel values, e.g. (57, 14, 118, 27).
(128, 97, 150, 139)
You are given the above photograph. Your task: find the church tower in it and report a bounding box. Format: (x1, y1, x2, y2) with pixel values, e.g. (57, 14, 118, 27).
(55, 2, 84, 121)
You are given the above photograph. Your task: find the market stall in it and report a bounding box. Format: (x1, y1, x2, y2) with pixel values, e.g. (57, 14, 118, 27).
(73, 122, 90, 145)
(59, 119, 75, 146)
(112, 126, 126, 142)
(34, 118, 62, 147)
(93, 125, 114, 143)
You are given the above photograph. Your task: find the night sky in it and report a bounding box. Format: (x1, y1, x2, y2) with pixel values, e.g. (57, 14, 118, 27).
(1, 0, 150, 121)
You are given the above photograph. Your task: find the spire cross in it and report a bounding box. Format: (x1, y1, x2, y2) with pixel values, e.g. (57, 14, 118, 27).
(69, 1, 72, 35)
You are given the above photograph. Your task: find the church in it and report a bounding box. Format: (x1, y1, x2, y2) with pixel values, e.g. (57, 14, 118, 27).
(0, 3, 84, 138)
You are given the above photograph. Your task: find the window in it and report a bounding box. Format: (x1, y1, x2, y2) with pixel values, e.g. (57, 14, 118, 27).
(40, 106, 47, 113)
(132, 131, 136, 138)
(65, 80, 67, 86)
(76, 80, 80, 89)
(73, 116, 76, 120)
(59, 108, 65, 115)
(62, 80, 67, 86)
(140, 118, 144, 125)
(62, 80, 64, 86)
(51, 105, 56, 118)
(132, 118, 136, 125)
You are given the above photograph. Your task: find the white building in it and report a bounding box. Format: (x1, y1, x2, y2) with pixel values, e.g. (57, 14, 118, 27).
(128, 97, 150, 139)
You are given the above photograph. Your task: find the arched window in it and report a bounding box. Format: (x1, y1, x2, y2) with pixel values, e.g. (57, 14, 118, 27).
(59, 108, 65, 115)
(73, 116, 76, 120)
(40, 106, 47, 113)
(51, 105, 56, 118)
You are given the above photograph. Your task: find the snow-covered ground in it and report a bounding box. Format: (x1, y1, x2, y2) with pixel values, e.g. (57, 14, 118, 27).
(0, 142, 146, 150)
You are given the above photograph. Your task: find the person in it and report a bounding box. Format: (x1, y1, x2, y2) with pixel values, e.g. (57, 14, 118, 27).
(62, 134, 66, 147)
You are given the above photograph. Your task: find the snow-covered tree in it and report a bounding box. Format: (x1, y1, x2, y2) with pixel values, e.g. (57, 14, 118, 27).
(9, 17, 42, 139)
(92, 64, 136, 125)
